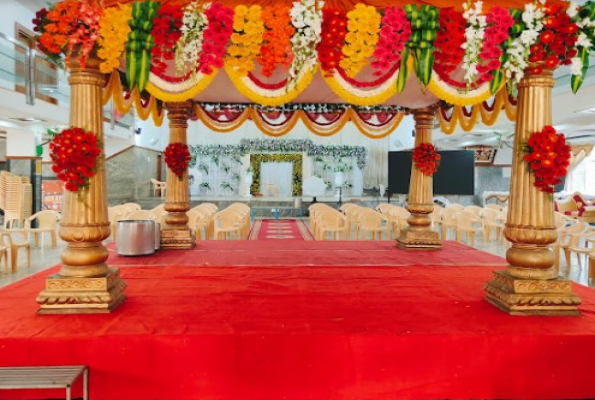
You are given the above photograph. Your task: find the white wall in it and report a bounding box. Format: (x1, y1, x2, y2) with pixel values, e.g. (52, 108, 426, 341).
(136, 114, 416, 189)
(6, 128, 35, 157)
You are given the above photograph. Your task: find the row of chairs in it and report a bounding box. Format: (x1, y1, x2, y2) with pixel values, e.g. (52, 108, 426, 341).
(553, 220, 595, 277)
(310, 203, 395, 241)
(0, 210, 61, 273)
(212, 203, 251, 240)
(431, 203, 508, 246)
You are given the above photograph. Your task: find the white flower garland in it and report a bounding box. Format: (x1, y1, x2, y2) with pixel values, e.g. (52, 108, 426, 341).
(461, 1, 487, 88)
(175, 1, 209, 73)
(568, 2, 595, 76)
(288, 0, 323, 88)
(502, 1, 545, 88)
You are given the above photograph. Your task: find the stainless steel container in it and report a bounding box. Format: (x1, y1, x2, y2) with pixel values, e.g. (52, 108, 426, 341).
(154, 222, 161, 250)
(116, 220, 156, 256)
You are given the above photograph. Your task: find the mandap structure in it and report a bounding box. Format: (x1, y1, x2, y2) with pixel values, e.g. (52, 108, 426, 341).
(33, 0, 595, 315)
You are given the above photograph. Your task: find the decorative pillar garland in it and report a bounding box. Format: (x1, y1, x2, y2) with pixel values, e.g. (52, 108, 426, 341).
(397, 107, 441, 249)
(37, 51, 126, 314)
(484, 68, 581, 315)
(161, 101, 195, 249)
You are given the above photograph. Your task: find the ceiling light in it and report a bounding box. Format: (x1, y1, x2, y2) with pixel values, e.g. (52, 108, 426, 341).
(8, 117, 47, 123)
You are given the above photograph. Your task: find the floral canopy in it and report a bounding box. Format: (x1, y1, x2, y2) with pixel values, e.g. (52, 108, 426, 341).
(34, 0, 595, 135)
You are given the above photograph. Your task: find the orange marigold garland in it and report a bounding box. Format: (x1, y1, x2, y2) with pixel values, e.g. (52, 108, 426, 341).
(258, 4, 295, 77)
(412, 143, 441, 176)
(49, 127, 102, 193)
(34, 0, 102, 68)
(164, 142, 192, 179)
(524, 125, 571, 193)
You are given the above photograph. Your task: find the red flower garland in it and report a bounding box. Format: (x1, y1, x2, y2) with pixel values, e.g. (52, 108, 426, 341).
(199, 2, 235, 74)
(151, 5, 184, 75)
(475, 7, 513, 85)
(524, 125, 571, 194)
(49, 127, 101, 193)
(412, 143, 441, 176)
(164, 142, 192, 179)
(528, 3, 578, 74)
(317, 8, 348, 76)
(370, 6, 411, 76)
(433, 8, 467, 80)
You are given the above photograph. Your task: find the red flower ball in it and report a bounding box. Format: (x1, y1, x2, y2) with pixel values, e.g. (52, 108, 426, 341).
(164, 142, 192, 179)
(50, 127, 101, 193)
(412, 143, 441, 176)
(525, 125, 571, 193)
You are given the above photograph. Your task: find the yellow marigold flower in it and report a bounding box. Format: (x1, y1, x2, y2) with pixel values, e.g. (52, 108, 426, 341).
(235, 5, 248, 17)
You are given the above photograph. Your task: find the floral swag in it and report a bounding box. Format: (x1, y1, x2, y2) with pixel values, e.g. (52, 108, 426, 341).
(190, 139, 368, 170)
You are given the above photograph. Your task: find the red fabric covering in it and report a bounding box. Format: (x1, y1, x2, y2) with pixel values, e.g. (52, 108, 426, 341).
(1, 259, 595, 399)
(107, 240, 507, 267)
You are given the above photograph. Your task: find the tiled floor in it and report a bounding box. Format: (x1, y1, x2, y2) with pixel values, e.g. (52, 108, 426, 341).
(0, 226, 592, 290)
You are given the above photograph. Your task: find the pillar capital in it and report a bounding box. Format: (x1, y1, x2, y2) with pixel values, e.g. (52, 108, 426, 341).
(165, 101, 193, 129)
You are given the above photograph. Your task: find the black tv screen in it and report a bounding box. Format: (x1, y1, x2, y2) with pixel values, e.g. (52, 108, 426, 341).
(388, 150, 475, 195)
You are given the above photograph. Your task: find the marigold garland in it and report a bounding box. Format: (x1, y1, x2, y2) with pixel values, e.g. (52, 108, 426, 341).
(226, 5, 264, 75)
(164, 142, 192, 179)
(316, 8, 348, 76)
(35, 0, 103, 68)
(339, 4, 381, 77)
(412, 143, 440, 176)
(258, 5, 295, 77)
(97, 4, 132, 74)
(49, 127, 102, 193)
(524, 125, 571, 193)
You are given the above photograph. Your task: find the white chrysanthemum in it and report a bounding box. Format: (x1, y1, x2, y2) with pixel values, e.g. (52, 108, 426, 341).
(288, 0, 323, 84)
(570, 56, 583, 76)
(567, 3, 579, 19)
(175, 1, 208, 72)
(461, 1, 487, 87)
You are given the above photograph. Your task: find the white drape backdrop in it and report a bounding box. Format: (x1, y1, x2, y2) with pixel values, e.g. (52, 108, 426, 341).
(138, 116, 417, 191)
(260, 162, 293, 197)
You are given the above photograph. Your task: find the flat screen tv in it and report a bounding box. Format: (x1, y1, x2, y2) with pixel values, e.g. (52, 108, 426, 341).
(388, 150, 475, 195)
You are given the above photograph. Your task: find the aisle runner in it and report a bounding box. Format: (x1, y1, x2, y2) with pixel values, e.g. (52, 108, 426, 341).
(249, 219, 313, 240)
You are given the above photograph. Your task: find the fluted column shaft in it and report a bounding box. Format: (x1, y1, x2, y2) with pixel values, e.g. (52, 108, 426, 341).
(484, 68, 581, 315)
(161, 101, 195, 249)
(504, 69, 558, 278)
(59, 56, 110, 278)
(37, 52, 126, 314)
(397, 108, 441, 249)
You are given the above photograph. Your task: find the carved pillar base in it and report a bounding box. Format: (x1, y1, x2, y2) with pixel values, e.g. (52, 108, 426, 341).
(36, 269, 126, 314)
(160, 225, 196, 249)
(484, 270, 581, 316)
(397, 230, 441, 249)
(398, 203, 441, 249)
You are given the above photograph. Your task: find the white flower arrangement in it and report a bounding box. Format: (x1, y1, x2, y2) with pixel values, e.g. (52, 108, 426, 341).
(502, 1, 545, 89)
(569, 5, 595, 78)
(175, 1, 209, 73)
(461, 1, 487, 87)
(288, 0, 324, 88)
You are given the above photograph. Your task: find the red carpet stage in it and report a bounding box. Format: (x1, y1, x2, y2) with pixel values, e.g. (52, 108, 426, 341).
(105, 240, 507, 267)
(1, 241, 595, 400)
(249, 219, 314, 240)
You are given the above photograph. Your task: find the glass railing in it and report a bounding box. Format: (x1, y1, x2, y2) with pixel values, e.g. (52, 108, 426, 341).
(0, 31, 134, 130)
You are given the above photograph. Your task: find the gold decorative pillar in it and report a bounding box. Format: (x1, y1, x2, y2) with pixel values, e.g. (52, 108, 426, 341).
(397, 107, 441, 249)
(484, 68, 581, 315)
(160, 101, 195, 249)
(37, 54, 126, 314)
